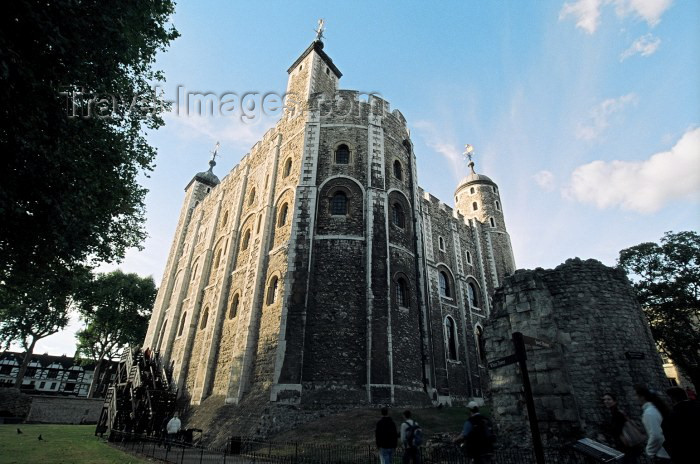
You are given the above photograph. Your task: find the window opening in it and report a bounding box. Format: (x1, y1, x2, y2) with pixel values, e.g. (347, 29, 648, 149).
(439, 271, 451, 297)
(278, 203, 288, 227)
(393, 160, 403, 180)
(229, 294, 240, 319)
(335, 144, 350, 164)
(267, 276, 279, 305)
(178, 312, 187, 336)
(396, 278, 408, 307)
(241, 229, 251, 250)
(392, 203, 405, 228)
(200, 307, 209, 330)
(330, 192, 348, 215)
(446, 317, 458, 360)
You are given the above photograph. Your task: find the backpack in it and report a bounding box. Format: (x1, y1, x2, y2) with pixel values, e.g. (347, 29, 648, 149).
(464, 415, 495, 456)
(404, 421, 423, 448)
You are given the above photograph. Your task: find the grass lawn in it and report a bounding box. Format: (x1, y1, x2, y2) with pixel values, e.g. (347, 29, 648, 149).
(0, 424, 151, 464)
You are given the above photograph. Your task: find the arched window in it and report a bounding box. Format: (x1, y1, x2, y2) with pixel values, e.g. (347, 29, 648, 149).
(439, 237, 445, 251)
(330, 192, 347, 215)
(445, 316, 458, 360)
(278, 203, 288, 227)
(468, 282, 480, 308)
(472, 202, 478, 211)
(489, 217, 496, 228)
(200, 307, 209, 330)
(229, 293, 240, 319)
(266, 276, 279, 305)
(476, 325, 486, 364)
(393, 160, 403, 180)
(495, 200, 501, 211)
(248, 188, 256, 206)
(439, 271, 451, 298)
(241, 229, 251, 250)
(335, 144, 350, 164)
(191, 263, 199, 282)
(396, 278, 408, 308)
(466, 251, 472, 265)
(222, 210, 229, 227)
(283, 158, 292, 178)
(213, 248, 222, 269)
(392, 203, 405, 228)
(178, 312, 187, 336)
(470, 187, 475, 194)
(256, 215, 262, 233)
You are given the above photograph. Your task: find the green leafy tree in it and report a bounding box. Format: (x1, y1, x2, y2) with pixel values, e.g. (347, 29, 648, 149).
(618, 231, 700, 390)
(0, 1, 178, 303)
(0, 267, 89, 387)
(74, 270, 157, 398)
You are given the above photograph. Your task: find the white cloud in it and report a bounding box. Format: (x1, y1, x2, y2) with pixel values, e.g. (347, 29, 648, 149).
(565, 127, 700, 213)
(613, 0, 673, 27)
(620, 33, 661, 60)
(560, 0, 672, 33)
(412, 120, 464, 175)
(533, 170, 556, 191)
(560, 0, 603, 34)
(576, 93, 638, 141)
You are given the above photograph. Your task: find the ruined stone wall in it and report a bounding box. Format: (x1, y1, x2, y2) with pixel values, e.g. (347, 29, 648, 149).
(486, 259, 667, 447)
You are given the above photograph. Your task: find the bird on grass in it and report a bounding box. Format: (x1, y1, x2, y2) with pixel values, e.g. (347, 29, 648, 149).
(38, 434, 43, 440)
(17, 428, 22, 434)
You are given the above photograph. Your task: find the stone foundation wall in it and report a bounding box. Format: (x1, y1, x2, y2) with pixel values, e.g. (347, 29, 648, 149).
(486, 258, 667, 447)
(25, 396, 103, 424)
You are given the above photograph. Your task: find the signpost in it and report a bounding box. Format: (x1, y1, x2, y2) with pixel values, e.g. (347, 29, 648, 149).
(486, 332, 553, 464)
(487, 354, 518, 370)
(522, 335, 553, 349)
(512, 332, 546, 464)
(625, 351, 645, 360)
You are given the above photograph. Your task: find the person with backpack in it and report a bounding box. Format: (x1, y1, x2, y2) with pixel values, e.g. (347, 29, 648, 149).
(376, 407, 399, 464)
(400, 410, 422, 464)
(454, 401, 494, 464)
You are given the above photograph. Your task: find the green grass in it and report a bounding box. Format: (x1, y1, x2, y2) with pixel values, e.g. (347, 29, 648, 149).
(0, 425, 150, 464)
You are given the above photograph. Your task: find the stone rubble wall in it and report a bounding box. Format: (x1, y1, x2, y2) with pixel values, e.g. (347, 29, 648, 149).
(486, 258, 667, 447)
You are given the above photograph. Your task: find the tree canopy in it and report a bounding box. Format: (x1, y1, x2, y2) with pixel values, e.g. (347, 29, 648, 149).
(74, 270, 156, 397)
(618, 231, 700, 390)
(0, 0, 178, 295)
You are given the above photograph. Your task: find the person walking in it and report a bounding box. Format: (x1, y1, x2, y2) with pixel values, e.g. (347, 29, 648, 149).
(662, 386, 700, 464)
(634, 385, 671, 463)
(454, 401, 494, 464)
(376, 407, 398, 464)
(166, 411, 181, 451)
(400, 410, 421, 464)
(598, 393, 642, 463)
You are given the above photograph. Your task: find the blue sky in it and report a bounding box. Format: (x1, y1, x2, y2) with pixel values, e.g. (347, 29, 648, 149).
(31, 1, 699, 355)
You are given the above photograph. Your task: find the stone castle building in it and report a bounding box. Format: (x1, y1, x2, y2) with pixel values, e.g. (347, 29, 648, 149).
(143, 37, 516, 410)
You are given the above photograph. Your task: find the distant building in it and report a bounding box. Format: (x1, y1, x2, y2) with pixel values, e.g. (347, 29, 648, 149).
(0, 351, 117, 398)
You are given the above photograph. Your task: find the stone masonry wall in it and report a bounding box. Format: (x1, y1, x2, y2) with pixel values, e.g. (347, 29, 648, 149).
(486, 258, 667, 447)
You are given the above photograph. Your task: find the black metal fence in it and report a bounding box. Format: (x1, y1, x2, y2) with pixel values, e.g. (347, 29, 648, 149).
(108, 431, 654, 464)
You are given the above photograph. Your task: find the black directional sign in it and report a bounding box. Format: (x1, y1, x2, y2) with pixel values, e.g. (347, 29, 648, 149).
(487, 354, 518, 369)
(522, 335, 553, 349)
(625, 351, 645, 360)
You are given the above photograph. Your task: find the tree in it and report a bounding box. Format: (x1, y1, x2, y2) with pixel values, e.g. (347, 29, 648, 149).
(0, 267, 89, 388)
(0, 1, 178, 300)
(618, 231, 700, 390)
(74, 270, 157, 398)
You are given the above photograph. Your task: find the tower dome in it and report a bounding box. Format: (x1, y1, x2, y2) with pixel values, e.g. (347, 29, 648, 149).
(192, 159, 220, 188)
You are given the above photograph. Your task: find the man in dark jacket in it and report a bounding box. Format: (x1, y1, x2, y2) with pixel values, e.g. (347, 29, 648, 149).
(455, 401, 494, 464)
(662, 387, 700, 464)
(376, 407, 398, 464)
